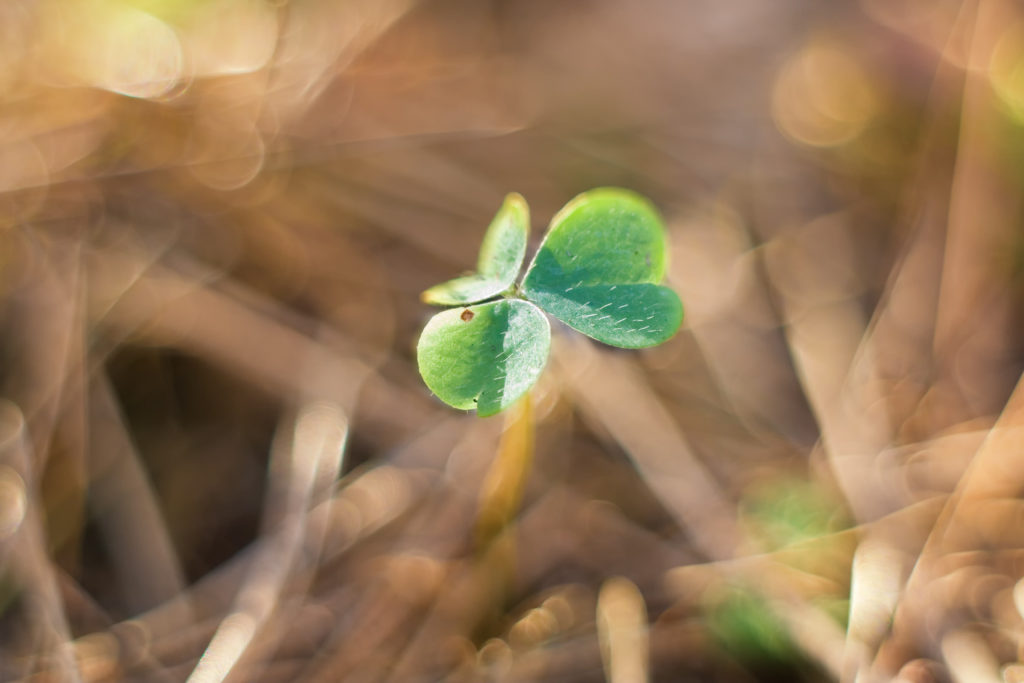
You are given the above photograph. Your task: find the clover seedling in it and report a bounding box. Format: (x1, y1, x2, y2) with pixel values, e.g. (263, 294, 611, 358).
(417, 188, 683, 416)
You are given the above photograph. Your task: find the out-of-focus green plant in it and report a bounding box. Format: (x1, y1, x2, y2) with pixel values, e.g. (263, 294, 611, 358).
(709, 588, 793, 663)
(741, 478, 848, 552)
(707, 587, 807, 679)
(417, 188, 684, 416)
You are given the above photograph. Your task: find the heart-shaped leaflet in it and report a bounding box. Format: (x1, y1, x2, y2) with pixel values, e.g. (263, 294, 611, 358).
(421, 193, 529, 306)
(416, 299, 550, 417)
(521, 188, 683, 348)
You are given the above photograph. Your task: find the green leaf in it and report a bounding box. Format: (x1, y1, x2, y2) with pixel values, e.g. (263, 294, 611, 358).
(417, 299, 550, 416)
(422, 193, 529, 306)
(708, 587, 799, 666)
(521, 188, 683, 348)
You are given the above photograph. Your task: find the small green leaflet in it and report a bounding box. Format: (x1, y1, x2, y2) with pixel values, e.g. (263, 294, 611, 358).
(417, 188, 684, 415)
(416, 300, 550, 417)
(421, 193, 529, 306)
(521, 188, 683, 348)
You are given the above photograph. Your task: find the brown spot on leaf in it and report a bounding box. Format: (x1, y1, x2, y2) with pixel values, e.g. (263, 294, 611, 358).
(460, 309, 474, 322)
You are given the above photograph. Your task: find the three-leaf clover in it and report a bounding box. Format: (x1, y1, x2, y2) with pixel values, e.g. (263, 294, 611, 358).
(417, 188, 684, 416)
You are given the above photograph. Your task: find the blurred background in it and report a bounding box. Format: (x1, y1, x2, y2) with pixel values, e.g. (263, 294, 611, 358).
(2, 0, 1024, 681)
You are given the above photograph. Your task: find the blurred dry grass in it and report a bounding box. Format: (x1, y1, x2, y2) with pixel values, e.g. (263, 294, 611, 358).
(2, 0, 1024, 681)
